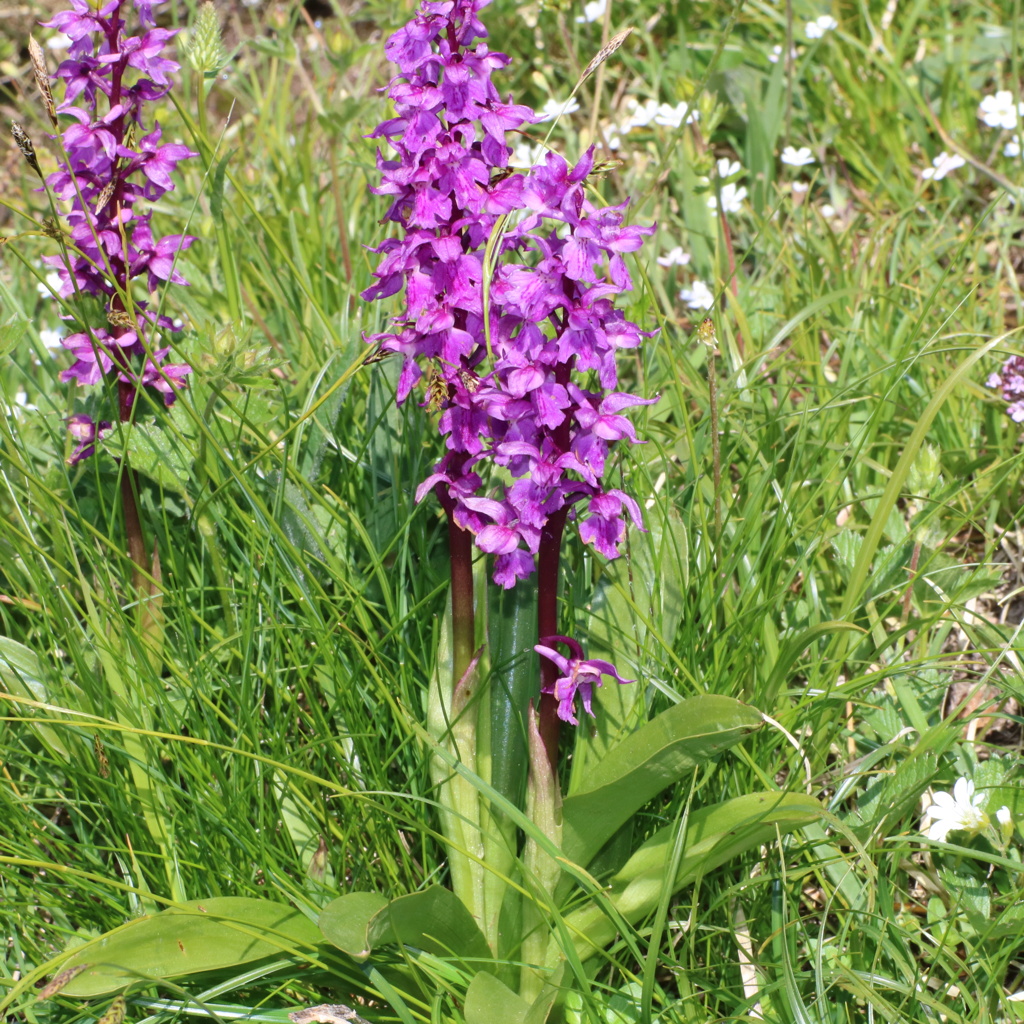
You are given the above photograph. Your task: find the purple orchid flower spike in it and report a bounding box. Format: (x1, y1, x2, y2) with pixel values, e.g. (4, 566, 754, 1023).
(362, 0, 657, 587)
(365, 0, 656, 735)
(39, 0, 196, 460)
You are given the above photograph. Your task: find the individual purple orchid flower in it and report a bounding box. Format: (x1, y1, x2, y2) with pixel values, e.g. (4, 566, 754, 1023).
(535, 635, 634, 725)
(66, 413, 112, 465)
(988, 355, 1024, 423)
(39, 0, 196, 457)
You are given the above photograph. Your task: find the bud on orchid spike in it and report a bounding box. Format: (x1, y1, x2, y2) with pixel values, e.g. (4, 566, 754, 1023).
(362, 0, 658, 592)
(37, 0, 197, 459)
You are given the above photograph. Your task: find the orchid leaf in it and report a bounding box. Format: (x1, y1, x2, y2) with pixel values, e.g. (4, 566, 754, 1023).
(561, 695, 763, 869)
(0, 636, 73, 762)
(366, 886, 492, 962)
(561, 791, 822, 962)
(319, 891, 389, 960)
(465, 971, 530, 1024)
(56, 898, 321, 997)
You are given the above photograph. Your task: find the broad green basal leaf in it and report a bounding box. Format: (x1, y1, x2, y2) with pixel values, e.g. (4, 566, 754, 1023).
(319, 891, 389, 960)
(561, 695, 763, 869)
(57, 897, 321, 997)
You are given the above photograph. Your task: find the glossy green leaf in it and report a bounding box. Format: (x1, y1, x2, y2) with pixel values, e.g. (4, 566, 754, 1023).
(319, 891, 388, 960)
(562, 791, 822, 962)
(561, 695, 763, 868)
(0, 636, 72, 761)
(614, 791, 823, 914)
(367, 886, 492, 962)
(465, 971, 530, 1024)
(58, 897, 321, 997)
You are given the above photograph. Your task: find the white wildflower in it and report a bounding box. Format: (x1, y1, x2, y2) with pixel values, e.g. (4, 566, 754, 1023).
(792, 181, 810, 194)
(679, 280, 715, 310)
(5, 391, 36, 417)
(623, 97, 661, 130)
(921, 151, 965, 180)
(36, 271, 63, 297)
(805, 15, 838, 38)
(716, 157, 742, 178)
(1004, 134, 1021, 157)
(978, 90, 1021, 130)
(707, 183, 747, 213)
(657, 247, 691, 268)
(781, 145, 815, 167)
(653, 101, 699, 128)
(510, 141, 546, 168)
(769, 43, 799, 63)
(39, 328, 65, 351)
(576, 0, 607, 23)
(536, 97, 580, 122)
(923, 778, 989, 841)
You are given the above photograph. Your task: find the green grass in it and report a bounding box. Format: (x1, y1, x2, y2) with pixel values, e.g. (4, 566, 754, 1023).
(2, 0, 1024, 1021)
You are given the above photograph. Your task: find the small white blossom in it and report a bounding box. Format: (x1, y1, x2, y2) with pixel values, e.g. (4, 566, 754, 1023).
(921, 151, 965, 180)
(805, 15, 838, 38)
(1004, 134, 1021, 157)
(510, 141, 546, 168)
(679, 280, 715, 310)
(653, 101, 699, 129)
(39, 328, 65, 351)
(1009, 992, 1024, 1003)
(791, 181, 810, 194)
(978, 90, 1022, 130)
(820, 203, 837, 218)
(657, 246, 691, 268)
(36, 271, 63, 297)
(536, 97, 580, 122)
(781, 145, 815, 167)
(923, 778, 989, 841)
(769, 43, 799, 63)
(46, 32, 72, 50)
(707, 183, 748, 213)
(997, 805, 1014, 844)
(623, 98, 661, 130)
(576, 0, 607, 23)
(5, 391, 36, 417)
(716, 157, 743, 178)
